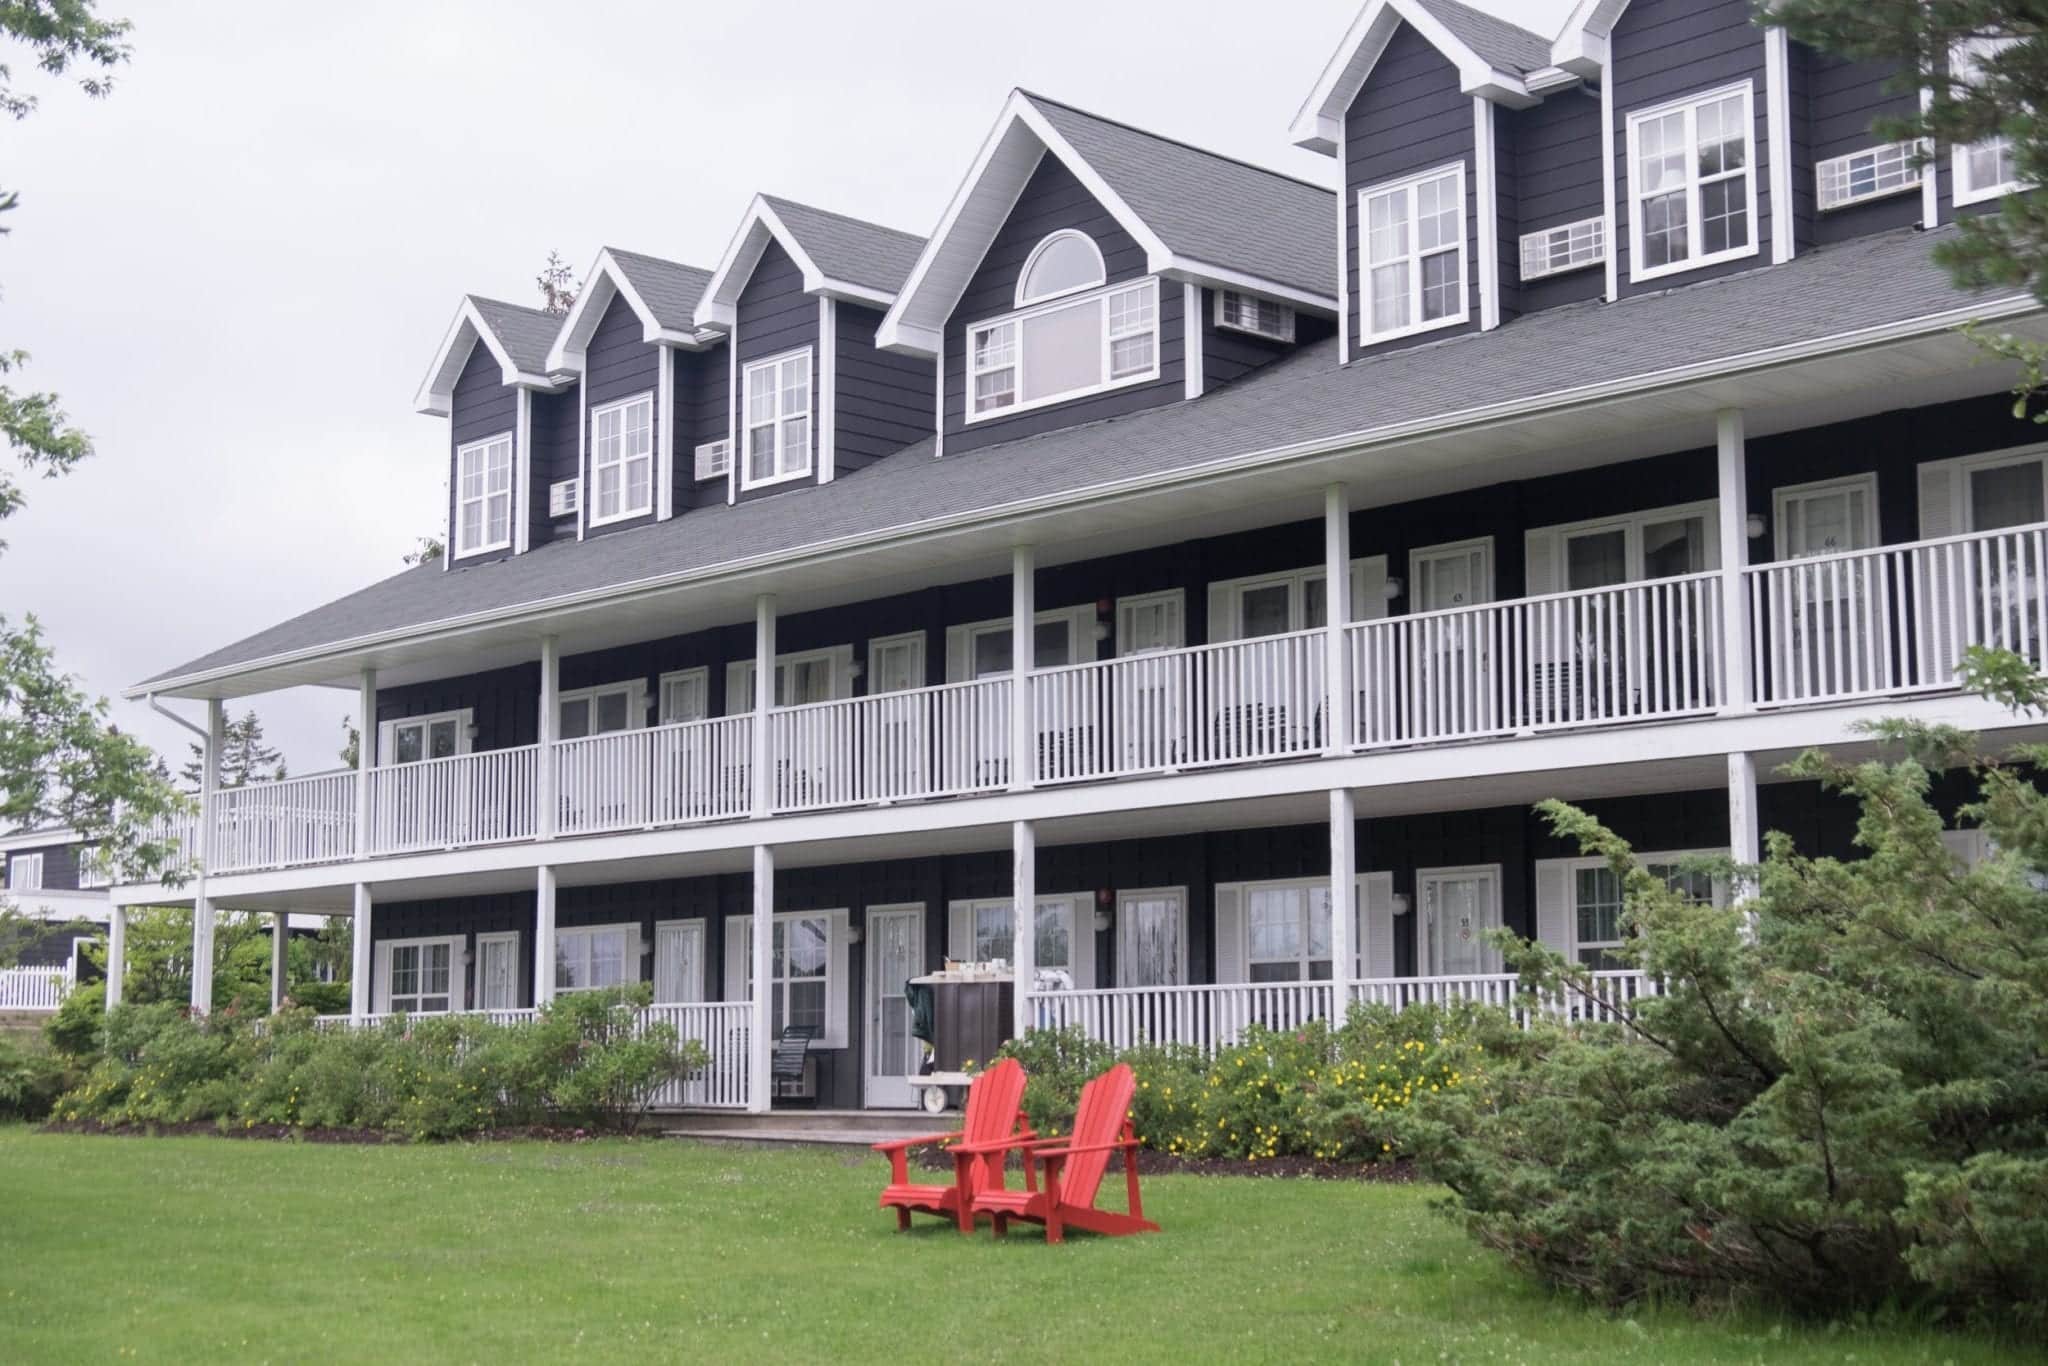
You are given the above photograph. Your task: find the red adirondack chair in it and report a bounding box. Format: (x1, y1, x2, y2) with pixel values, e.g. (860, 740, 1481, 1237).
(962, 1062, 1160, 1243)
(871, 1056, 1032, 1233)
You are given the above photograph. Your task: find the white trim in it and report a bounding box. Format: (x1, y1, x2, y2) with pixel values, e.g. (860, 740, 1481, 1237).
(1337, 117, 1351, 357)
(1920, 83, 1941, 229)
(1475, 99, 1500, 331)
(738, 346, 815, 491)
(1220, 873, 1377, 982)
(1772, 474, 1878, 560)
(1950, 38, 2026, 208)
(7, 851, 45, 892)
(657, 346, 675, 521)
(377, 708, 473, 763)
(1920, 443, 2048, 536)
(451, 431, 515, 559)
(1407, 535, 1495, 610)
(1114, 589, 1185, 655)
(725, 644, 855, 714)
(945, 605, 1093, 681)
(1358, 161, 1470, 344)
(1625, 81, 1761, 284)
(1766, 28, 1794, 265)
(576, 377, 589, 540)
(1114, 885, 1188, 987)
(725, 325, 739, 505)
(657, 667, 710, 724)
(1543, 847, 1726, 963)
(1212, 289, 1296, 343)
(695, 195, 904, 331)
(964, 277, 1161, 424)
(948, 893, 1092, 988)
(1184, 281, 1204, 400)
(1016, 229, 1107, 307)
(374, 934, 465, 1015)
(586, 391, 656, 528)
(866, 630, 928, 692)
(474, 930, 521, 1011)
(933, 336, 945, 459)
(1415, 863, 1504, 976)
(1526, 498, 1719, 593)
(545, 250, 718, 374)
(653, 917, 707, 1004)
(1290, 0, 1539, 154)
(513, 391, 532, 555)
(557, 679, 648, 736)
(818, 297, 837, 483)
(1601, 63, 1618, 302)
(862, 902, 926, 1105)
(552, 920, 640, 995)
(414, 296, 569, 418)
(727, 907, 851, 1048)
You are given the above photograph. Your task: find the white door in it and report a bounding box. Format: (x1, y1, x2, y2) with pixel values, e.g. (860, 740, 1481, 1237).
(864, 904, 925, 1108)
(1419, 866, 1501, 977)
(475, 933, 520, 1011)
(1410, 540, 1495, 733)
(653, 920, 705, 1004)
(868, 635, 927, 797)
(1116, 592, 1185, 769)
(1116, 887, 1187, 987)
(1777, 478, 1878, 696)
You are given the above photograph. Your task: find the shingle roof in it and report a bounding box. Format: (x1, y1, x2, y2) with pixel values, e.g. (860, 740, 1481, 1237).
(1414, 0, 1552, 75)
(139, 227, 2021, 689)
(466, 296, 561, 375)
(1023, 93, 1337, 302)
(606, 249, 713, 333)
(760, 195, 925, 296)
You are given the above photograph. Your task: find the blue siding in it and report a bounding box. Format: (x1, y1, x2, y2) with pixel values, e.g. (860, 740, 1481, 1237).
(1511, 88, 1606, 312)
(676, 342, 730, 512)
(942, 153, 1185, 457)
(734, 239, 820, 504)
(835, 302, 931, 475)
(448, 342, 516, 565)
(582, 292, 661, 539)
(528, 384, 579, 548)
(1611, 0, 1772, 296)
(1343, 21, 1479, 356)
(1806, 49, 1922, 243)
(8, 840, 82, 892)
(1491, 102, 1519, 322)
(1200, 287, 1334, 392)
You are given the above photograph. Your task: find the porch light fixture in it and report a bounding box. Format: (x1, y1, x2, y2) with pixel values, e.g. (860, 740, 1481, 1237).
(1391, 892, 1412, 916)
(1092, 620, 1111, 642)
(1383, 576, 1404, 602)
(848, 659, 865, 683)
(1746, 512, 1767, 539)
(846, 922, 862, 945)
(638, 937, 653, 958)
(1092, 908, 1113, 932)
(465, 722, 480, 741)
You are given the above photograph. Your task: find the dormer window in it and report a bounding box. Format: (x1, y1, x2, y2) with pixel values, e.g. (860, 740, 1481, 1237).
(1016, 230, 1105, 305)
(1626, 83, 1756, 282)
(742, 349, 813, 489)
(589, 393, 654, 525)
(968, 277, 1159, 423)
(453, 433, 513, 557)
(1361, 163, 1467, 342)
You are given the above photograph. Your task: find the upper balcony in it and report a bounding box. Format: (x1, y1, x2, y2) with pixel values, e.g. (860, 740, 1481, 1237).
(135, 515, 2048, 885)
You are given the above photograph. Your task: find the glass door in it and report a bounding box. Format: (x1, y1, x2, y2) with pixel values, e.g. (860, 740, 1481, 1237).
(1967, 457, 2046, 658)
(1410, 541, 1494, 735)
(864, 905, 925, 1108)
(1116, 593, 1184, 769)
(1778, 478, 1877, 696)
(1116, 888, 1186, 987)
(868, 634, 927, 797)
(475, 933, 519, 1011)
(653, 920, 704, 1004)
(1419, 866, 1501, 977)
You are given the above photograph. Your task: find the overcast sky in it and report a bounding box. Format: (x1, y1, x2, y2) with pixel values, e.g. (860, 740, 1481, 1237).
(4, 0, 1573, 778)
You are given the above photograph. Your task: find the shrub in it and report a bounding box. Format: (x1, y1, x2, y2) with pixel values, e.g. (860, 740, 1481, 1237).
(284, 980, 350, 1015)
(43, 980, 105, 1061)
(0, 1036, 72, 1121)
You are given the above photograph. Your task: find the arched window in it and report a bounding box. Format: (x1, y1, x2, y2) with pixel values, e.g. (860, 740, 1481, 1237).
(1016, 230, 1105, 306)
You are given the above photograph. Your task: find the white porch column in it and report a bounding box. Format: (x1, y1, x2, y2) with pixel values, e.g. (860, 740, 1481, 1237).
(270, 910, 289, 1012)
(1329, 787, 1357, 1019)
(1715, 409, 1754, 713)
(349, 883, 373, 1021)
(748, 843, 775, 1114)
(189, 698, 223, 1014)
(1728, 751, 1761, 912)
(104, 906, 126, 1011)
(537, 635, 560, 840)
(354, 667, 376, 857)
(534, 865, 558, 1007)
(752, 594, 776, 818)
(1012, 818, 1037, 1038)
(1009, 545, 1035, 792)
(1324, 484, 1354, 755)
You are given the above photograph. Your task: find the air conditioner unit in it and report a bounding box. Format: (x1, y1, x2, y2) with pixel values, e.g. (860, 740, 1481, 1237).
(695, 440, 731, 482)
(549, 478, 581, 517)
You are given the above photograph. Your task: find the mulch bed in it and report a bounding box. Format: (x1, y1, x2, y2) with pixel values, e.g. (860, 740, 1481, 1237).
(37, 1119, 627, 1144)
(911, 1145, 1417, 1182)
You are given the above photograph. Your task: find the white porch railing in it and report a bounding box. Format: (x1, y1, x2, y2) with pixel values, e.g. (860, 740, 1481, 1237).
(554, 716, 753, 836)
(0, 962, 73, 1011)
(1748, 522, 2048, 706)
(1350, 969, 1662, 1024)
(1027, 981, 1337, 1054)
(1030, 629, 1327, 784)
(1350, 573, 1724, 748)
(767, 678, 1010, 812)
(210, 769, 357, 873)
(368, 746, 539, 855)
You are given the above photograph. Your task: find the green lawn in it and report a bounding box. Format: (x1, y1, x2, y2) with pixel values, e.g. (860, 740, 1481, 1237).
(0, 1128, 2033, 1365)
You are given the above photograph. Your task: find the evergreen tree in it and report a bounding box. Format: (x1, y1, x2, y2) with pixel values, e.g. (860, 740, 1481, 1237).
(181, 710, 287, 789)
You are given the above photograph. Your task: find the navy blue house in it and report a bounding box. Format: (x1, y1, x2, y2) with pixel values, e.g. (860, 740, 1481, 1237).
(123, 0, 2044, 1111)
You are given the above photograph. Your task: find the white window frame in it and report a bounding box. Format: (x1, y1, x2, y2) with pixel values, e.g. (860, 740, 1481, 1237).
(653, 917, 707, 1004)
(1115, 590, 1185, 656)
(453, 432, 515, 558)
(739, 347, 814, 490)
(1114, 886, 1188, 988)
(724, 646, 854, 715)
(729, 908, 849, 1048)
(1213, 289, 1296, 342)
(1626, 81, 1759, 283)
(1231, 875, 1363, 982)
(1518, 216, 1607, 280)
(377, 709, 473, 766)
(8, 852, 44, 892)
(553, 921, 639, 995)
(557, 680, 646, 739)
(1560, 849, 1726, 965)
(1208, 561, 1378, 640)
(1951, 38, 2026, 208)
(947, 894, 1092, 988)
(1015, 229, 1107, 307)
(944, 606, 1095, 682)
(1531, 501, 1721, 591)
(965, 277, 1161, 424)
(375, 934, 464, 1015)
(1774, 475, 1879, 560)
(866, 631, 927, 693)
(1359, 161, 1469, 343)
(1816, 141, 1925, 212)
(657, 667, 709, 725)
(1416, 863, 1505, 976)
(587, 392, 655, 527)
(1951, 448, 2048, 532)
(474, 931, 521, 1011)
(76, 848, 110, 890)
(693, 439, 731, 483)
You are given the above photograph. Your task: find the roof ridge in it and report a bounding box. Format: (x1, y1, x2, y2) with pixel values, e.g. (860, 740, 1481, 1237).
(759, 193, 926, 245)
(1017, 89, 1333, 197)
(466, 293, 557, 320)
(605, 245, 714, 274)
(1414, 0, 1554, 47)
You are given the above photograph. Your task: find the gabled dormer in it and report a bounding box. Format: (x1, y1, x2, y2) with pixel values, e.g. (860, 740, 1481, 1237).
(880, 90, 1337, 458)
(547, 248, 721, 538)
(414, 296, 573, 568)
(694, 195, 928, 503)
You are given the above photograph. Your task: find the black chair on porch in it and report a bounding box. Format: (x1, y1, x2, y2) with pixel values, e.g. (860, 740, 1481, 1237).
(771, 1024, 821, 1106)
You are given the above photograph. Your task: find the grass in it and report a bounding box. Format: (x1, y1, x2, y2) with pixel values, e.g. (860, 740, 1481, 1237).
(0, 1128, 2034, 1365)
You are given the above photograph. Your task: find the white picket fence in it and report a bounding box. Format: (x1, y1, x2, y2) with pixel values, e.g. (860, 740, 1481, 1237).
(0, 962, 74, 1011)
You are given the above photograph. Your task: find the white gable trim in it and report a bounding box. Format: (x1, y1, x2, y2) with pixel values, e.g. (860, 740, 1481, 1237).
(545, 249, 715, 374)
(878, 91, 1334, 359)
(1552, 0, 1626, 77)
(414, 297, 562, 418)
(693, 195, 898, 332)
(1291, 0, 1547, 156)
